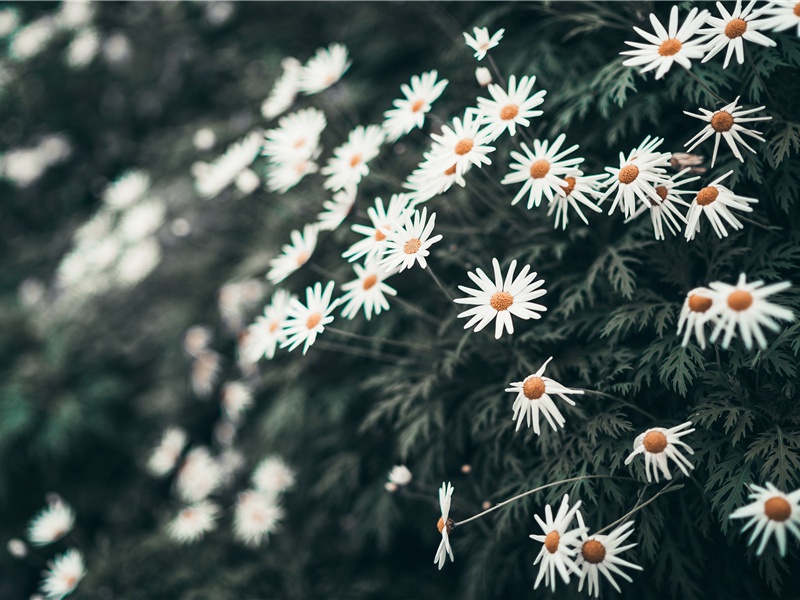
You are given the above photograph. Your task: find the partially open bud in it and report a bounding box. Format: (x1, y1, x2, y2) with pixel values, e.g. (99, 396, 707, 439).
(475, 67, 492, 87)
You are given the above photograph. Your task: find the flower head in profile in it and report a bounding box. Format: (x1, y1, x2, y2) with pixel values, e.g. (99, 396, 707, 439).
(676, 286, 719, 349)
(506, 357, 584, 435)
(382, 70, 448, 142)
(147, 426, 188, 477)
(684, 170, 757, 240)
(754, 1, 800, 36)
(707, 273, 794, 350)
(321, 125, 384, 192)
(575, 516, 642, 597)
(380, 207, 443, 273)
(624, 168, 698, 240)
(252, 456, 296, 495)
(454, 258, 547, 339)
(624, 422, 695, 482)
(261, 56, 302, 120)
(476, 74, 546, 140)
(729, 482, 800, 556)
(298, 43, 351, 95)
(530, 494, 587, 591)
(267, 224, 319, 285)
(339, 256, 397, 320)
(434, 482, 455, 570)
(343, 194, 410, 263)
(240, 289, 293, 363)
(387, 465, 413, 489)
(39, 548, 85, 600)
(547, 171, 603, 230)
(700, 0, 776, 68)
(463, 26, 504, 60)
(28, 498, 75, 547)
(280, 281, 340, 354)
(620, 6, 710, 79)
(233, 490, 285, 546)
(167, 501, 220, 544)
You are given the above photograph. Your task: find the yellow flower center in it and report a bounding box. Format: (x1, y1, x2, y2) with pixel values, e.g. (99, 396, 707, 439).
(404, 238, 422, 254)
(500, 104, 519, 121)
(490, 291, 514, 311)
(582, 539, 606, 564)
(362, 274, 378, 290)
(688, 294, 713, 313)
(529, 160, 550, 179)
(727, 290, 753, 311)
(711, 111, 735, 133)
(658, 38, 682, 56)
(725, 18, 747, 39)
(643, 430, 668, 453)
(455, 138, 474, 155)
(523, 376, 546, 400)
(306, 313, 322, 329)
(618, 164, 639, 184)
(544, 530, 560, 554)
(696, 186, 719, 206)
(764, 496, 792, 522)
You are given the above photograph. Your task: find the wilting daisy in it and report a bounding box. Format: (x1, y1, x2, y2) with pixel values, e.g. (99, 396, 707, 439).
(28, 498, 75, 547)
(380, 207, 443, 273)
(147, 426, 188, 477)
(625, 168, 699, 240)
(321, 124, 384, 192)
(434, 482, 455, 570)
(233, 490, 285, 546)
(625, 422, 695, 482)
(598, 135, 671, 219)
(280, 281, 340, 354)
(261, 57, 302, 120)
(707, 273, 794, 350)
(676, 286, 719, 349)
(502, 134, 584, 209)
(429, 110, 495, 178)
(267, 224, 319, 285)
(298, 43, 351, 95)
(382, 70, 448, 141)
(463, 26, 504, 60)
(684, 96, 771, 167)
(684, 170, 757, 240)
(506, 357, 584, 435)
(530, 494, 587, 592)
(167, 501, 220, 544)
(317, 187, 357, 232)
(454, 258, 547, 339)
(240, 289, 293, 363)
(620, 6, 710, 79)
(176, 447, 223, 503)
(575, 516, 642, 597)
(754, 1, 800, 35)
(476, 74, 546, 140)
(252, 456, 296, 495)
(700, 0, 777, 68)
(729, 482, 800, 556)
(262, 107, 326, 164)
(39, 548, 85, 600)
(342, 194, 410, 263)
(339, 257, 397, 320)
(265, 156, 319, 193)
(546, 171, 603, 230)
(194, 130, 263, 199)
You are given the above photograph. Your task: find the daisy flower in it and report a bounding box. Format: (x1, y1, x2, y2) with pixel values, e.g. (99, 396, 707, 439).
(39, 548, 85, 600)
(27, 498, 75, 547)
(403, 156, 464, 205)
(298, 43, 351, 95)
(267, 224, 319, 285)
(167, 501, 220, 544)
(252, 456, 296, 495)
(339, 256, 397, 320)
(598, 135, 671, 219)
(261, 57, 302, 120)
(262, 107, 326, 164)
(700, 0, 777, 68)
(624, 422, 695, 482)
(387, 465, 413, 487)
(530, 494, 587, 592)
(233, 490, 285, 546)
(546, 171, 604, 230)
(379, 207, 443, 273)
(147, 426, 188, 477)
(620, 6, 710, 79)
(463, 26, 504, 60)
(684, 170, 757, 240)
(707, 273, 794, 350)
(501, 134, 584, 209)
(342, 194, 410, 263)
(321, 124, 385, 192)
(454, 258, 547, 339)
(382, 70, 448, 142)
(754, 1, 800, 36)
(176, 447, 223, 503)
(280, 281, 340, 354)
(476, 74, 546, 140)
(729, 482, 800, 556)
(624, 168, 699, 240)
(575, 516, 642, 597)
(684, 96, 771, 167)
(194, 130, 263, 199)
(317, 187, 357, 232)
(676, 286, 719, 349)
(221, 381, 253, 424)
(429, 110, 495, 178)
(240, 289, 293, 363)
(434, 482, 455, 570)
(506, 357, 584, 435)
(265, 156, 319, 193)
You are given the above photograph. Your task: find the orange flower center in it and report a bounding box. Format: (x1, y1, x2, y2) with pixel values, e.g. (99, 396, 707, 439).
(293, 138, 306, 149)
(296, 251, 309, 266)
(618, 164, 639, 184)
(410, 99, 425, 112)
(658, 38, 682, 56)
(490, 291, 514, 311)
(455, 138, 474, 155)
(404, 238, 422, 254)
(655, 185, 668, 201)
(529, 160, 550, 179)
(374, 229, 387, 242)
(269, 320, 280, 333)
(696, 186, 719, 206)
(727, 290, 753, 311)
(795, 2, 800, 17)
(643, 430, 668, 453)
(725, 18, 747, 39)
(711, 111, 734, 132)
(544, 530, 560, 554)
(764, 497, 792, 522)
(444, 164, 457, 176)
(582, 539, 606, 564)
(560, 176, 577, 196)
(362, 274, 378, 290)
(65, 575, 78, 588)
(523, 376, 546, 400)
(306, 313, 322, 329)
(500, 104, 519, 120)
(437, 517, 454, 534)
(688, 294, 713, 313)
(349, 153, 363, 168)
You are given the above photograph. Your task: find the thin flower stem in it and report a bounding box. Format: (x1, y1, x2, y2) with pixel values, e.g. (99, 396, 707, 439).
(313, 340, 402, 363)
(453, 474, 613, 528)
(486, 54, 507, 89)
(584, 390, 658, 421)
(327, 326, 434, 350)
(392, 295, 440, 325)
(744, 45, 778, 109)
(681, 66, 728, 106)
(307, 261, 343, 283)
(593, 480, 679, 535)
(738, 215, 783, 232)
(426, 265, 454, 302)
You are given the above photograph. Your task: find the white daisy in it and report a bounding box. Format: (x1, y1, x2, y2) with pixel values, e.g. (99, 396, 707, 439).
(380, 207, 443, 273)
(624, 422, 695, 483)
(476, 74, 546, 140)
(434, 482, 455, 570)
(501, 134, 584, 209)
(575, 516, 642, 597)
(546, 171, 604, 230)
(241, 289, 293, 363)
(221, 381, 253, 424)
(176, 447, 223, 503)
(321, 124, 384, 192)
(190, 350, 222, 398)
(684, 96, 771, 167)
(261, 57, 302, 120)
(620, 6, 710, 79)
(463, 26, 504, 60)
(530, 494, 587, 592)
(707, 273, 794, 350)
(382, 70, 449, 142)
(147, 426, 188, 477)
(402, 156, 464, 205)
(262, 107, 326, 164)
(339, 256, 397, 320)
(454, 257, 547, 339)
(753, 1, 800, 36)
(387, 465, 413, 487)
(298, 43, 351, 95)
(700, 0, 777, 68)
(118, 198, 167, 241)
(429, 110, 495, 178)
(317, 187, 357, 232)
(267, 224, 319, 285)
(676, 286, 719, 349)
(598, 135, 671, 219)
(39, 548, 85, 600)
(233, 490, 284, 546)
(252, 456, 296, 495)
(280, 281, 340, 354)
(729, 482, 800, 556)
(342, 194, 410, 263)
(265, 156, 319, 193)
(506, 357, 584, 435)
(167, 501, 220, 544)
(27, 498, 75, 547)
(684, 170, 757, 240)
(624, 168, 698, 240)
(194, 130, 263, 199)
